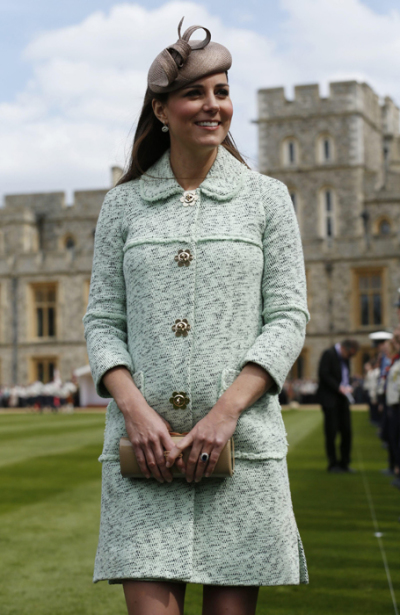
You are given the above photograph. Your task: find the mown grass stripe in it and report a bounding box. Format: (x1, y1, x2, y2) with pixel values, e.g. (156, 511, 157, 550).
(0, 426, 104, 469)
(0, 415, 105, 438)
(0, 479, 124, 615)
(283, 409, 322, 450)
(274, 411, 400, 615)
(0, 442, 102, 516)
(0, 411, 104, 423)
(0, 420, 105, 444)
(355, 437, 399, 614)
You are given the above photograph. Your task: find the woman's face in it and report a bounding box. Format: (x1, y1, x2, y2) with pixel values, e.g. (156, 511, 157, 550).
(153, 72, 233, 153)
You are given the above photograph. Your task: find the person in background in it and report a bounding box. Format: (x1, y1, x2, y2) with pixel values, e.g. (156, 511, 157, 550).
(368, 332, 393, 444)
(383, 330, 400, 482)
(350, 373, 364, 404)
(395, 290, 400, 325)
(363, 359, 380, 426)
(377, 338, 396, 462)
(317, 339, 359, 473)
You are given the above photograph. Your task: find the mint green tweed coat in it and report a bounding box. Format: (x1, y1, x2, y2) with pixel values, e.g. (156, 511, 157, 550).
(83, 145, 310, 585)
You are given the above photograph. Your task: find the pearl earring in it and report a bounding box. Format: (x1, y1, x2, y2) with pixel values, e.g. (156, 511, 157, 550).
(161, 124, 169, 133)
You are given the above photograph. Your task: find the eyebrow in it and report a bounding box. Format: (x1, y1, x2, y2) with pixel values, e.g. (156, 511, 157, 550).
(182, 83, 229, 90)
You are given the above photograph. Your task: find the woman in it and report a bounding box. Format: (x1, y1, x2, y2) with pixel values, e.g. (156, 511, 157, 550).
(83, 18, 310, 615)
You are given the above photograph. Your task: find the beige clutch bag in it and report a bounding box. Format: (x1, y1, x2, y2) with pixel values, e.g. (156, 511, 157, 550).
(119, 433, 235, 478)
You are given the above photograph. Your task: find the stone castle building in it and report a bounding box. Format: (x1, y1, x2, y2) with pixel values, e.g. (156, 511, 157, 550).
(0, 168, 122, 386)
(257, 80, 400, 378)
(0, 79, 399, 385)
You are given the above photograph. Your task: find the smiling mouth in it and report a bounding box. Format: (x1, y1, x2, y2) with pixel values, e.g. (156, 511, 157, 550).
(195, 121, 221, 127)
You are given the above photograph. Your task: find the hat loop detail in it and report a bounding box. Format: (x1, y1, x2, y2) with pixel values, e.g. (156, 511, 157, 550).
(152, 49, 180, 88)
(177, 17, 211, 50)
(151, 17, 212, 88)
(147, 16, 231, 93)
(166, 39, 192, 68)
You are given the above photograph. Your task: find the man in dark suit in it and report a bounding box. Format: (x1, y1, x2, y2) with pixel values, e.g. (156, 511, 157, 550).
(317, 339, 360, 473)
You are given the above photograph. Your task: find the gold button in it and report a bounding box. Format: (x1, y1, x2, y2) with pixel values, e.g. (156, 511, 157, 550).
(174, 249, 193, 267)
(172, 318, 191, 337)
(169, 391, 190, 409)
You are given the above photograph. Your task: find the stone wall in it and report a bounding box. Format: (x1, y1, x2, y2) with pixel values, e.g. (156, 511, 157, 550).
(0, 184, 109, 385)
(258, 80, 400, 379)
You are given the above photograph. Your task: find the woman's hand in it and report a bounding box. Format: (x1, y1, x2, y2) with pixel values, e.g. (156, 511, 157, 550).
(166, 362, 273, 483)
(166, 403, 239, 483)
(101, 366, 186, 483)
(123, 402, 186, 482)
(102, 363, 272, 484)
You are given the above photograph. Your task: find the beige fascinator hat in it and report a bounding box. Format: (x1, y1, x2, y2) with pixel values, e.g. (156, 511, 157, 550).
(148, 17, 232, 93)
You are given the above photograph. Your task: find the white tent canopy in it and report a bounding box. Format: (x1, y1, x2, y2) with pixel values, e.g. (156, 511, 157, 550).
(73, 365, 110, 407)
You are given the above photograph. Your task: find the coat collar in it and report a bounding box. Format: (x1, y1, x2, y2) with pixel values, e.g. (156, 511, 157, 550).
(139, 145, 246, 203)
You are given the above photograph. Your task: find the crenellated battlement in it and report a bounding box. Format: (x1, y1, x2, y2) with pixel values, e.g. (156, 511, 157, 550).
(72, 189, 108, 214)
(3, 192, 66, 212)
(1, 164, 122, 217)
(382, 96, 400, 136)
(2, 189, 107, 216)
(0, 188, 109, 256)
(258, 80, 383, 127)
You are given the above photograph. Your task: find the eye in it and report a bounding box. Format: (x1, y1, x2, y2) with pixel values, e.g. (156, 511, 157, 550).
(184, 89, 201, 97)
(217, 88, 229, 96)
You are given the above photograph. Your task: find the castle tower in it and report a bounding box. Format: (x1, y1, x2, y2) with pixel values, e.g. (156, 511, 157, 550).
(257, 81, 400, 379)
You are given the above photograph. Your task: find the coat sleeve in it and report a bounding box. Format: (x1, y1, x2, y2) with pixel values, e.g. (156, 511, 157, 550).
(82, 188, 134, 398)
(239, 178, 310, 394)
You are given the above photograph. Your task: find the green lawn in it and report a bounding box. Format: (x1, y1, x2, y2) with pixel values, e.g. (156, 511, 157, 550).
(0, 410, 399, 614)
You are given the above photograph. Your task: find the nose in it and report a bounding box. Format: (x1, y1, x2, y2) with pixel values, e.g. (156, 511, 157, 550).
(202, 92, 220, 113)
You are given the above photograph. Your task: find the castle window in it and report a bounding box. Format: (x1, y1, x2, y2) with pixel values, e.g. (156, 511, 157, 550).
(324, 139, 331, 160)
(353, 269, 384, 327)
(30, 283, 57, 338)
(289, 348, 309, 380)
(35, 213, 46, 250)
(282, 137, 299, 167)
(59, 234, 76, 251)
(288, 141, 295, 164)
(326, 191, 332, 235)
(65, 236, 75, 249)
(317, 134, 335, 164)
(30, 357, 58, 383)
(319, 188, 336, 238)
(373, 216, 392, 236)
(379, 220, 391, 235)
